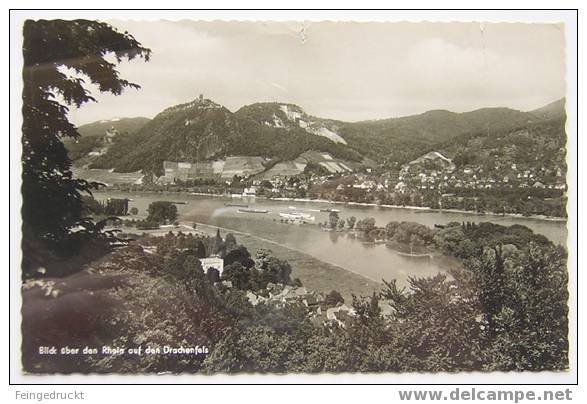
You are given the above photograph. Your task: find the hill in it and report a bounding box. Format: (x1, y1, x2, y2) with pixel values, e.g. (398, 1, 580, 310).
(528, 98, 566, 121)
(77, 117, 151, 137)
(65, 117, 150, 162)
(82, 97, 566, 175)
(232, 103, 361, 161)
(91, 98, 242, 173)
(90, 99, 362, 174)
(438, 110, 567, 175)
(337, 106, 536, 165)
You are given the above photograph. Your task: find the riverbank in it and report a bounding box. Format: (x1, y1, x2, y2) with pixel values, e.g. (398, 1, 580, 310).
(124, 222, 382, 301)
(105, 187, 567, 223)
(269, 196, 568, 223)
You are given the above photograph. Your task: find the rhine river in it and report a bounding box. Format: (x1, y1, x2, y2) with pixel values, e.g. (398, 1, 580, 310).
(95, 191, 568, 288)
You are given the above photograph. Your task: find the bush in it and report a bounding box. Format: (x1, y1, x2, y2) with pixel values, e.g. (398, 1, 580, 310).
(292, 278, 303, 287)
(325, 290, 344, 306)
(136, 220, 160, 230)
(221, 262, 250, 290)
(81, 195, 104, 215)
(104, 198, 129, 216)
(147, 201, 178, 224)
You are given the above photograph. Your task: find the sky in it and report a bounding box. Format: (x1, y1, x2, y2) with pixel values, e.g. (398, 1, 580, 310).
(65, 20, 566, 125)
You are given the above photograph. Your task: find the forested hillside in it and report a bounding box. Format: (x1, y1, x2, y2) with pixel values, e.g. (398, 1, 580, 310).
(65, 117, 150, 162)
(73, 97, 566, 175)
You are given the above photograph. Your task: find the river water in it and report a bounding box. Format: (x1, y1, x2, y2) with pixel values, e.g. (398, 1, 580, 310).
(96, 191, 568, 286)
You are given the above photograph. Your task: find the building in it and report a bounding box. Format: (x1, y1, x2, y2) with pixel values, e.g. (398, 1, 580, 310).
(243, 186, 257, 197)
(105, 126, 118, 143)
(200, 256, 224, 276)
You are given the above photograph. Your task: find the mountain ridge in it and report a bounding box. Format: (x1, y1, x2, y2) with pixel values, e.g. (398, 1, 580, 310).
(76, 97, 566, 174)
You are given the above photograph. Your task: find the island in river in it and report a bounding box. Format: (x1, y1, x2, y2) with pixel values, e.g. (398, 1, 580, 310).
(95, 190, 567, 300)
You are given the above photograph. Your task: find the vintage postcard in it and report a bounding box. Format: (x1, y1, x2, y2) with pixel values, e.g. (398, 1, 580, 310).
(12, 11, 575, 382)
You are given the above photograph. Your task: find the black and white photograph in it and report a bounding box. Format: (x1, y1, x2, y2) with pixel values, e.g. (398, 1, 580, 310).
(9, 9, 577, 385)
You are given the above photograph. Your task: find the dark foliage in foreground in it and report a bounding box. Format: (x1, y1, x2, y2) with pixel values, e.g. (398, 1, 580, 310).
(21, 19, 150, 277)
(203, 224, 568, 373)
(24, 222, 567, 374)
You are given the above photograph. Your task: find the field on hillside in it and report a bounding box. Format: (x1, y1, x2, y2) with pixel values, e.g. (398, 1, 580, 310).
(72, 168, 143, 186)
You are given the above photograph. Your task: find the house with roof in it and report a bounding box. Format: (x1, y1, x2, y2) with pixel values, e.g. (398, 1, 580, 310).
(200, 256, 224, 276)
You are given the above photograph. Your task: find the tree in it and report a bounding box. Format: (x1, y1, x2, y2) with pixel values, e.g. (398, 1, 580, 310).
(356, 217, 376, 234)
(182, 237, 207, 258)
(468, 246, 508, 334)
(346, 216, 356, 230)
(262, 257, 292, 285)
(206, 267, 221, 283)
(221, 262, 250, 290)
(22, 19, 150, 254)
(292, 277, 303, 287)
(384, 221, 400, 239)
(213, 229, 224, 255)
(303, 162, 330, 177)
(470, 243, 569, 371)
(163, 250, 203, 282)
(80, 195, 103, 215)
(380, 273, 488, 371)
(224, 233, 238, 253)
(345, 292, 389, 358)
(146, 201, 178, 224)
(104, 198, 129, 216)
(130, 207, 139, 215)
(434, 225, 470, 257)
(324, 290, 344, 306)
(453, 150, 475, 168)
(203, 326, 292, 373)
(253, 249, 292, 286)
(224, 246, 254, 269)
(260, 180, 273, 189)
(328, 211, 340, 229)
